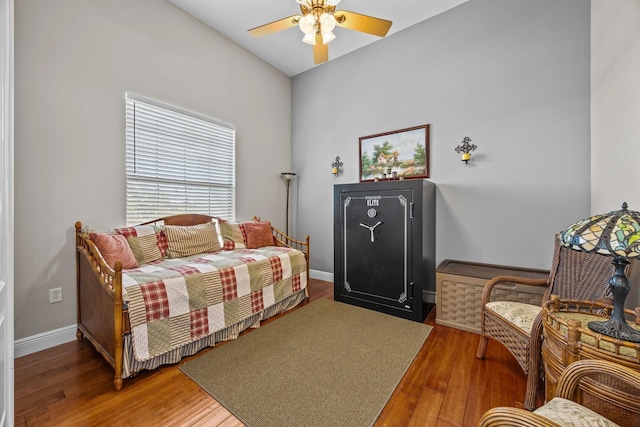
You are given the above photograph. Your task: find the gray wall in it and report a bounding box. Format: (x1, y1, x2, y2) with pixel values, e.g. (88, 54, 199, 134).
(19, 0, 635, 340)
(14, 0, 291, 339)
(292, 0, 592, 289)
(591, 0, 640, 213)
(591, 0, 640, 308)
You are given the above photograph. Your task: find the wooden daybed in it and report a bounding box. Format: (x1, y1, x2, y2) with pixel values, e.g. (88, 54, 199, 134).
(75, 214, 309, 390)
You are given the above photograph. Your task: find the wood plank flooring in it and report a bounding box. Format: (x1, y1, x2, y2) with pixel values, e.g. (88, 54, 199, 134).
(15, 279, 542, 426)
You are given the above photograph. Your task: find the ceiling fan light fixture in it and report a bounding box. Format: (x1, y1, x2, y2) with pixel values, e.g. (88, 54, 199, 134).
(299, 14, 316, 34)
(251, 0, 391, 65)
(319, 13, 336, 32)
(321, 31, 336, 44)
(302, 32, 316, 45)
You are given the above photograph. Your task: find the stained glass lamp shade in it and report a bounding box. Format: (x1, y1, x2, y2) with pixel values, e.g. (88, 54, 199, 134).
(558, 202, 640, 342)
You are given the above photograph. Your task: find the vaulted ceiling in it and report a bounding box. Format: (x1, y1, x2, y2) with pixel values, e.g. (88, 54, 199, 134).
(169, 0, 469, 76)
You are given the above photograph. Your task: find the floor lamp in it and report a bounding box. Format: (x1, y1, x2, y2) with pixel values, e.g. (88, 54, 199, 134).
(281, 172, 296, 236)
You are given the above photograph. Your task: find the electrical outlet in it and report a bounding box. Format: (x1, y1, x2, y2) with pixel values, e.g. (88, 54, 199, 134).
(50, 287, 62, 303)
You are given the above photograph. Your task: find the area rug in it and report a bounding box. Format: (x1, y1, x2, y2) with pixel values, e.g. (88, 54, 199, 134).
(179, 298, 432, 427)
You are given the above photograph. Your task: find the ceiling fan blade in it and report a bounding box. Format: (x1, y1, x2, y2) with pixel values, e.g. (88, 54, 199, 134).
(248, 15, 301, 38)
(334, 10, 392, 37)
(313, 34, 329, 64)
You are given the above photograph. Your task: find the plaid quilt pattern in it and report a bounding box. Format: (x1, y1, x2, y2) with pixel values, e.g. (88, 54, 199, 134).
(190, 308, 209, 340)
(123, 246, 307, 361)
(221, 268, 238, 302)
(270, 257, 283, 282)
(292, 274, 302, 293)
(139, 281, 170, 322)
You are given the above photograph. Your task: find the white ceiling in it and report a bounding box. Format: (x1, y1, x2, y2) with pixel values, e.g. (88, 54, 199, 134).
(169, 0, 469, 77)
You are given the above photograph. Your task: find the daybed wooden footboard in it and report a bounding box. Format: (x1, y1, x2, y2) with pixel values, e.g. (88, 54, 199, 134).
(75, 215, 310, 391)
(75, 223, 126, 390)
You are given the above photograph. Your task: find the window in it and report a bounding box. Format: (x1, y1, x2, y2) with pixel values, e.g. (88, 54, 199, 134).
(125, 94, 235, 225)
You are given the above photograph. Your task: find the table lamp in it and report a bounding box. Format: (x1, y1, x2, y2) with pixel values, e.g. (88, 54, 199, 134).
(558, 202, 640, 343)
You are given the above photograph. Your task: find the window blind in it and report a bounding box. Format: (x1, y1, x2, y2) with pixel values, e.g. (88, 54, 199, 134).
(125, 94, 235, 225)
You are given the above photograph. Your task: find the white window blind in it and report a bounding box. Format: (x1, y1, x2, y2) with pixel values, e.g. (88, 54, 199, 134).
(125, 94, 235, 225)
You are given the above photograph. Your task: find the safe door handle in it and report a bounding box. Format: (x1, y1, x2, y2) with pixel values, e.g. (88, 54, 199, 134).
(359, 221, 382, 243)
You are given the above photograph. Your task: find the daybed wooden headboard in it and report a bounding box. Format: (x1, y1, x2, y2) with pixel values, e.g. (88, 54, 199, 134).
(139, 213, 214, 226)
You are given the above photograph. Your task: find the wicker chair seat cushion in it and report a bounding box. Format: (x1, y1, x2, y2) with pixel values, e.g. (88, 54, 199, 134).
(485, 301, 541, 334)
(534, 397, 620, 427)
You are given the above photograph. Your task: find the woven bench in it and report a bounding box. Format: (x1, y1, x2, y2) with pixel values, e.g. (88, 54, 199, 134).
(436, 260, 549, 334)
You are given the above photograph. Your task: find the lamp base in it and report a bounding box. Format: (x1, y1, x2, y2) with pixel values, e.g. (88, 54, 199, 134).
(588, 318, 640, 343)
(585, 256, 640, 343)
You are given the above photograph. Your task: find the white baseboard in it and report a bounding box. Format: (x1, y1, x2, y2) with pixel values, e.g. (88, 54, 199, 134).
(14, 324, 77, 358)
(310, 269, 333, 282)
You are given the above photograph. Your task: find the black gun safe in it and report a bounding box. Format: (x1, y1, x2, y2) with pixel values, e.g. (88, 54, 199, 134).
(333, 179, 436, 322)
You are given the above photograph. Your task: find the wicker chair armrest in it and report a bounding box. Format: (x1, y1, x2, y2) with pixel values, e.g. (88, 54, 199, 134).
(478, 407, 562, 427)
(556, 359, 640, 400)
(481, 275, 549, 306)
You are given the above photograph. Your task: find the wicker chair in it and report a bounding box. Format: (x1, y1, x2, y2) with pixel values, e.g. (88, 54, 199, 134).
(476, 238, 619, 410)
(478, 359, 640, 426)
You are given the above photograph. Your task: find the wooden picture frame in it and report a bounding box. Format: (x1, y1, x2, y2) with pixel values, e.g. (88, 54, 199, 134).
(359, 124, 430, 182)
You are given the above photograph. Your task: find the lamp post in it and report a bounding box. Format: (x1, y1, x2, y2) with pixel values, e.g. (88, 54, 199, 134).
(281, 172, 296, 236)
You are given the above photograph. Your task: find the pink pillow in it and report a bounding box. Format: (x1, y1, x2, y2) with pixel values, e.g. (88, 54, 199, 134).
(90, 232, 139, 269)
(243, 221, 275, 249)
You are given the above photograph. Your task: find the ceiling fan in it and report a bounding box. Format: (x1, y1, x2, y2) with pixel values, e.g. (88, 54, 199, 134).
(248, 0, 393, 65)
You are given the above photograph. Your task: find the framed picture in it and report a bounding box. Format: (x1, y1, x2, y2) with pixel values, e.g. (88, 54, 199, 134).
(359, 124, 430, 182)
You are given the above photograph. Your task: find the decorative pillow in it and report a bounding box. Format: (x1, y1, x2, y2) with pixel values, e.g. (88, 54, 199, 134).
(534, 397, 619, 427)
(116, 225, 166, 264)
(485, 301, 541, 334)
(164, 222, 221, 258)
(89, 232, 139, 270)
(218, 220, 247, 250)
(243, 221, 275, 249)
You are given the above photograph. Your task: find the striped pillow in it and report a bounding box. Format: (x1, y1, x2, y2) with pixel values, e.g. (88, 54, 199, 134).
(116, 225, 166, 264)
(164, 222, 221, 258)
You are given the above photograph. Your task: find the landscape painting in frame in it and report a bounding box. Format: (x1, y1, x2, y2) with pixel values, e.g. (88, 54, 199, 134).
(359, 124, 430, 182)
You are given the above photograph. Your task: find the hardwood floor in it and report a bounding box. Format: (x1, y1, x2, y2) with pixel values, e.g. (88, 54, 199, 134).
(14, 279, 541, 426)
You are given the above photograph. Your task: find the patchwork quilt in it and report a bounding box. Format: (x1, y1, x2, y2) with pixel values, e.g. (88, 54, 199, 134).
(121, 246, 307, 361)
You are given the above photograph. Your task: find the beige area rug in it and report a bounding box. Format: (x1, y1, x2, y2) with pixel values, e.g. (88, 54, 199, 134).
(179, 298, 432, 427)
